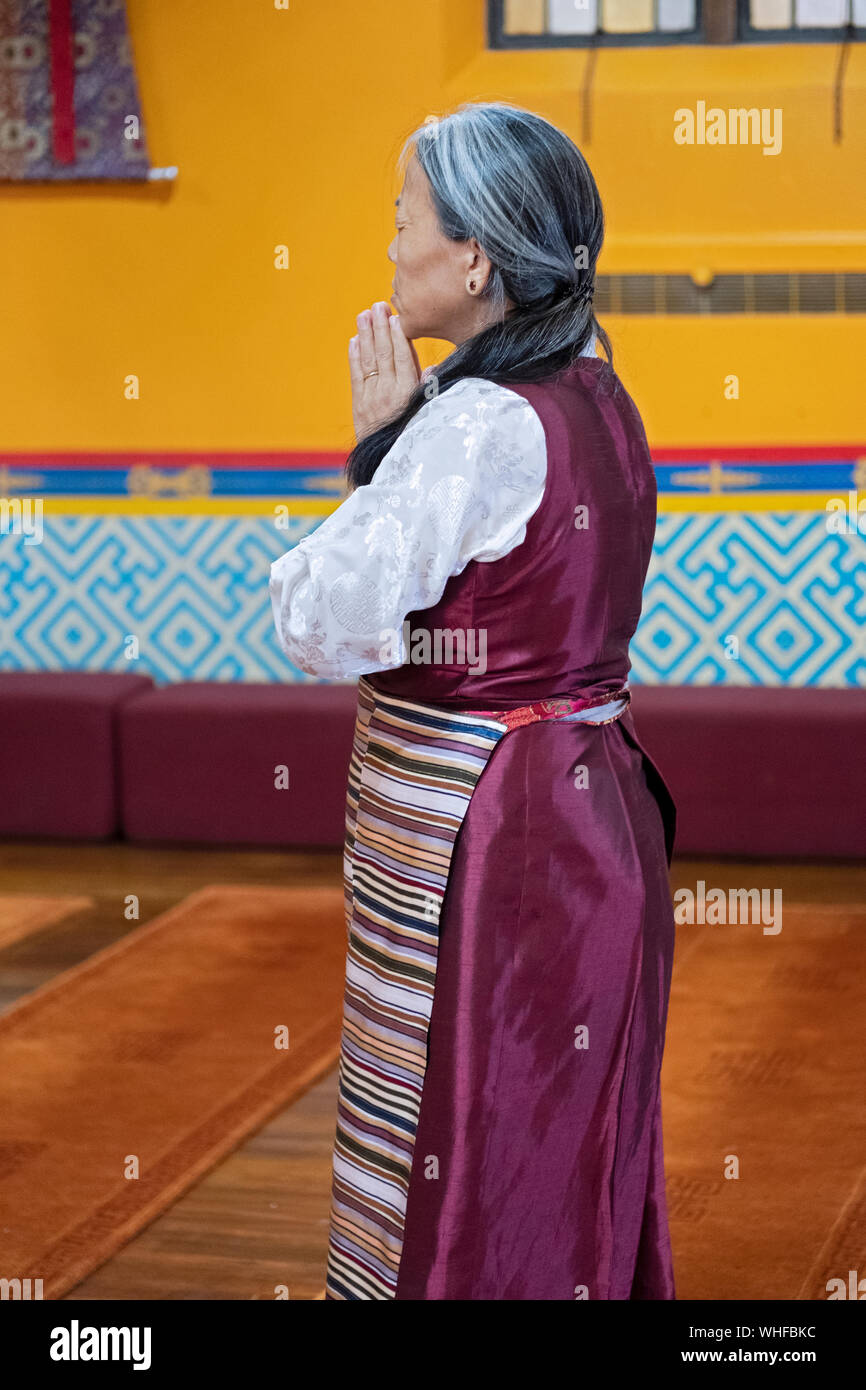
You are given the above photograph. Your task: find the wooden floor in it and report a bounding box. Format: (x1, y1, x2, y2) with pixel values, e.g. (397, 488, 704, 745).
(1, 839, 864, 1301)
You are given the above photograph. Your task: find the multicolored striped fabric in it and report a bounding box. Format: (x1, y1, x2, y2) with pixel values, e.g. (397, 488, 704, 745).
(325, 675, 630, 1300)
(325, 677, 509, 1300)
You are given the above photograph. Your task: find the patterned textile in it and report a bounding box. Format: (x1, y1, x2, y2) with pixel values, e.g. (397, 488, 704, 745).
(0, 513, 862, 686)
(0, 0, 149, 181)
(461, 687, 630, 731)
(325, 675, 629, 1300)
(268, 376, 553, 681)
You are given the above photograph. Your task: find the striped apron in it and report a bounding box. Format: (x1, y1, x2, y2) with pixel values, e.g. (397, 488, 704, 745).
(324, 675, 630, 1300)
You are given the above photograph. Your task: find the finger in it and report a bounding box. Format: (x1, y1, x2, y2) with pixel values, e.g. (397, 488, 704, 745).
(403, 330, 427, 384)
(370, 301, 395, 378)
(389, 314, 420, 391)
(348, 334, 365, 396)
(356, 309, 377, 379)
(407, 336, 422, 375)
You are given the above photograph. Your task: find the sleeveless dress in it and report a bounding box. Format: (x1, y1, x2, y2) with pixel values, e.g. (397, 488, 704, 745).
(271, 354, 678, 1300)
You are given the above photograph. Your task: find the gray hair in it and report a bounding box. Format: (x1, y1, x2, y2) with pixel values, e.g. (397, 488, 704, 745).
(347, 100, 613, 490)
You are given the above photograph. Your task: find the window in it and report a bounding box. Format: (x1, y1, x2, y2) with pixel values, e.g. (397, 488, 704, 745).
(741, 0, 865, 40)
(490, 0, 701, 44)
(489, 0, 865, 44)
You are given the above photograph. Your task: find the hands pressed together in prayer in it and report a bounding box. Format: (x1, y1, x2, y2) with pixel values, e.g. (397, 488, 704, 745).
(349, 301, 429, 442)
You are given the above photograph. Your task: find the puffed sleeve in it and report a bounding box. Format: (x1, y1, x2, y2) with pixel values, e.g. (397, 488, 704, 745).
(268, 377, 548, 678)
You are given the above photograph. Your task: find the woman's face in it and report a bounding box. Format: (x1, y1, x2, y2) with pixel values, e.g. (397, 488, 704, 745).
(387, 153, 509, 346)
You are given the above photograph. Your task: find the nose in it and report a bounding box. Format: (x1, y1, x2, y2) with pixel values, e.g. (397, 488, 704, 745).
(387, 237, 397, 264)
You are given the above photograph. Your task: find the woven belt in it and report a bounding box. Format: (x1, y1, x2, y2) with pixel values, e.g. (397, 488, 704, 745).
(461, 685, 631, 733)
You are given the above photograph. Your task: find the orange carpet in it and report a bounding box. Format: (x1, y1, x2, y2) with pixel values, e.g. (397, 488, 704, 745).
(0, 894, 94, 950)
(0, 885, 346, 1300)
(663, 903, 866, 1299)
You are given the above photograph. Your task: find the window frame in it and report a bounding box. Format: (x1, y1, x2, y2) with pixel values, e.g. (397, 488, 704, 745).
(488, 0, 706, 47)
(487, 0, 865, 45)
(736, 0, 865, 44)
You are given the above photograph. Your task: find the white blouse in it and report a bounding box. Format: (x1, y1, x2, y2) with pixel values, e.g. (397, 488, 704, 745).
(269, 339, 597, 679)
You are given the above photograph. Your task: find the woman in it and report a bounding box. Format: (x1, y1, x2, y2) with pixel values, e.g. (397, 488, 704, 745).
(269, 101, 677, 1301)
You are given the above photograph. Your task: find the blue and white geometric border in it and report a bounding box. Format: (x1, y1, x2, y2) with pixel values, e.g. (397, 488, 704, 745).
(1, 448, 864, 686)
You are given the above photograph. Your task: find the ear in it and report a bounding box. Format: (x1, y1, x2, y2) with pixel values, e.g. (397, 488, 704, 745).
(464, 237, 494, 291)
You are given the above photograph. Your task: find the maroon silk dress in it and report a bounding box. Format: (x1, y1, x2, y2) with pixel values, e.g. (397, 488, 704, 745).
(365, 356, 677, 1300)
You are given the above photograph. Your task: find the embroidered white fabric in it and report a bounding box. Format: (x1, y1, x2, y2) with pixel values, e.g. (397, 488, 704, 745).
(269, 338, 597, 678)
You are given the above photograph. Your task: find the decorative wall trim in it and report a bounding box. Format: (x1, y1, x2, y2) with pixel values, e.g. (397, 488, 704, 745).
(1, 446, 863, 514)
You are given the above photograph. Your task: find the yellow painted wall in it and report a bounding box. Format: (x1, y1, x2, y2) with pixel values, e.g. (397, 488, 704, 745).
(1, 0, 863, 453)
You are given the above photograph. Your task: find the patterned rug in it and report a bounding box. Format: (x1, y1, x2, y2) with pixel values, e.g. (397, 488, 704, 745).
(0, 885, 345, 1299)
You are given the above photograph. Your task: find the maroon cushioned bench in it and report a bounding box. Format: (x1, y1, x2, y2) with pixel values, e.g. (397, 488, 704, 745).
(1, 675, 862, 858)
(630, 685, 866, 859)
(118, 680, 358, 848)
(0, 671, 154, 839)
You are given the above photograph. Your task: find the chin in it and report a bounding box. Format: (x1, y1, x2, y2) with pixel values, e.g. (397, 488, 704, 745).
(395, 312, 417, 339)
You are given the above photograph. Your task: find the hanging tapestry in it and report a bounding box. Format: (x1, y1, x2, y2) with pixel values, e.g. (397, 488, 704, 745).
(0, 0, 150, 180)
